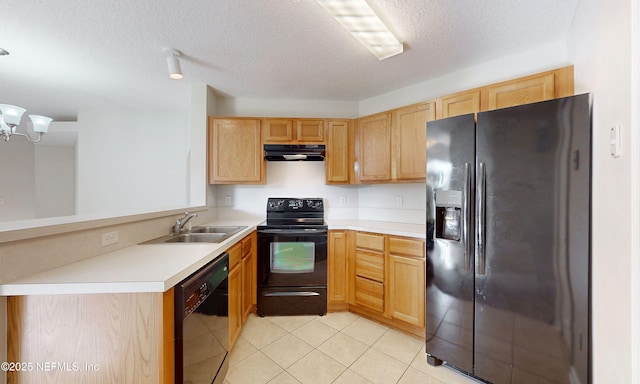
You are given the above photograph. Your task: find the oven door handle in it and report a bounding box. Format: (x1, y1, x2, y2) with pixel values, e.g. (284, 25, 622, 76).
(263, 291, 320, 297)
(258, 229, 327, 235)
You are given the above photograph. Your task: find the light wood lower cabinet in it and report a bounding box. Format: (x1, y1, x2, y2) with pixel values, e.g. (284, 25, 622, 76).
(354, 276, 385, 313)
(328, 230, 349, 310)
(6, 232, 258, 383)
(352, 232, 386, 315)
(388, 255, 425, 327)
(7, 292, 174, 383)
(228, 259, 242, 349)
(241, 231, 257, 322)
(344, 231, 426, 337)
(229, 232, 257, 349)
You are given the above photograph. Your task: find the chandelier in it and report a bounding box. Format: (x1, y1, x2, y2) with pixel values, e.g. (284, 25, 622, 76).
(0, 104, 52, 143)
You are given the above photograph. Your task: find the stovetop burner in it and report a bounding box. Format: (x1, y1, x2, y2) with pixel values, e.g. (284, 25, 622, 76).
(260, 197, 325, 228)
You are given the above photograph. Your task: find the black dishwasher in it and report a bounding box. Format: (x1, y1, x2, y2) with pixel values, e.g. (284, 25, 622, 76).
(174, 253, 229, 384)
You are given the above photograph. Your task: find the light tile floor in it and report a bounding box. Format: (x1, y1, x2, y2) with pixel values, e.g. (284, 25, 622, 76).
(225, 312, 482, 384)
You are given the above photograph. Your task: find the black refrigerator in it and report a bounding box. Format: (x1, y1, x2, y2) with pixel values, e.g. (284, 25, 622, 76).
(425, 94, 591, 384)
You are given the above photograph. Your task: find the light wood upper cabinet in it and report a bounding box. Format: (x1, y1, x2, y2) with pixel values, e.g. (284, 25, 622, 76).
(263, 118, 294, 142)
(263, 118, 325, 143)
(297, 119, 325, 142)
(480, 66, 574, 111)
(392, 102, 435, 181)
(209, 118, 264, 184)
(357, 112, 392, 182)
(357, 102, 434, 183)
(326, 120, 352, 184)
(485, 73, 554, 110)
(438, 89, 481, 119)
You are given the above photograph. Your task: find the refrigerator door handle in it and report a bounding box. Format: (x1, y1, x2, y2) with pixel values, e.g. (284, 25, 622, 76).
(462, 163, 471, 271)
(476, 162, 486, 275)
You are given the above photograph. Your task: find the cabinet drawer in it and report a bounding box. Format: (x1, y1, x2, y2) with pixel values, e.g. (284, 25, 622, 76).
(228, 242, 242, 270)
(355, 250, 384, 282)
(354, 276, 384, 313)
(389, 237, 424, 258)
(356, 232, 385, 252)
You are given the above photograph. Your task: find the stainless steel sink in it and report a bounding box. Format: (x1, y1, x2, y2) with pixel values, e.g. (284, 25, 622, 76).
(190, 225, 246, 235)
(164, 233, 229, 243)
(142, 225, 247, 244)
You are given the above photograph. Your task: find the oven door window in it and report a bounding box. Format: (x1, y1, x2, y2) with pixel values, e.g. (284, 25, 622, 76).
(270, 242, 315, 273)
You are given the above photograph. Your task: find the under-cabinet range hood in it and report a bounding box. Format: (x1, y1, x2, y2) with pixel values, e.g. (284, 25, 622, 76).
(264, 144, 325, 161)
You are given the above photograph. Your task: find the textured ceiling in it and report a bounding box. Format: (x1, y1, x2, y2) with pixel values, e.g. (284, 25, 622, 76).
(0, 0, 579, 120)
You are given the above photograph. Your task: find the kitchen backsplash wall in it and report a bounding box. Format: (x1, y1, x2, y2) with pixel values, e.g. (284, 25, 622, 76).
(212, 161, 425, 224)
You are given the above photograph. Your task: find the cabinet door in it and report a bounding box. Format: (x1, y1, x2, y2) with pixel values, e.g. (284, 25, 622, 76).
(228, 265, 242, 349)
(241, 254, 252, 322)
(328, 231, 349, 304)
(439, 90, 480, 119)
(296, 119, 325, 142)
(209, 118, 264, 184)
(326, 120, 351, 184)
(393, 102, 435, 181)
(241, 232, 256, 322)
(485, 74, 554, 110)
(357, 112, 392, 182)
(388, 255, 425, 327)
(263, 118, 294, 142)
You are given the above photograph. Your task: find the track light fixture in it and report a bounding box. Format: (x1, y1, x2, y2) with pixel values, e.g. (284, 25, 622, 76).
(164, 48, 183, 80)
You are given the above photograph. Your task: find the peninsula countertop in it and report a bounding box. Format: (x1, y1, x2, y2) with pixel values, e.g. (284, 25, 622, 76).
(0, 219, 424, 296)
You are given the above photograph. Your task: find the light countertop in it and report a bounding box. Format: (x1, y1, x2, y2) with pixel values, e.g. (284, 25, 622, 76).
(327, 220, 425, 239)
(0, 219, 424, 296)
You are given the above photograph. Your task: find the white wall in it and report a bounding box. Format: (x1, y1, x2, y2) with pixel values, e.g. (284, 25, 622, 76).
(211, 41, 572, 225)
(567, 0, 639, 382)
(0, 139, 34, 221)
(214, 161, 359, 220)
(359, 41, 570, 116)
(213, 161, 425, 223)
(215, 97, 359, 118)
(75, 107, 190, 216)
(34, 144, 75, 218)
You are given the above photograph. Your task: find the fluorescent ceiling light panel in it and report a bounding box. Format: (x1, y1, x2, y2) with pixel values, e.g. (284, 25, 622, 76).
(317, 0, 403, 60)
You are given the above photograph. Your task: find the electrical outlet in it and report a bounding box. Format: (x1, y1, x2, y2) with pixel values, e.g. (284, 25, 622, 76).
(339, 196, 346, 206)
(0, 195, 4, 205)
(225, 196, 232, 206)
(101, 231, 119, 246)
(395, 195, 403, 207)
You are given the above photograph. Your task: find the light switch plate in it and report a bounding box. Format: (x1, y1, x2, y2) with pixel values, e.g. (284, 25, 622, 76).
(610, 124, 621, 158)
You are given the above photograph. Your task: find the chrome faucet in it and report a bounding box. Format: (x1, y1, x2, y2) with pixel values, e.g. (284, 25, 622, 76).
(174, 212, 198, 234)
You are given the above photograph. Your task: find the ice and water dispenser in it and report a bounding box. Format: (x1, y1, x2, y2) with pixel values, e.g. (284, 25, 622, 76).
(435, 190, 462, 241)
